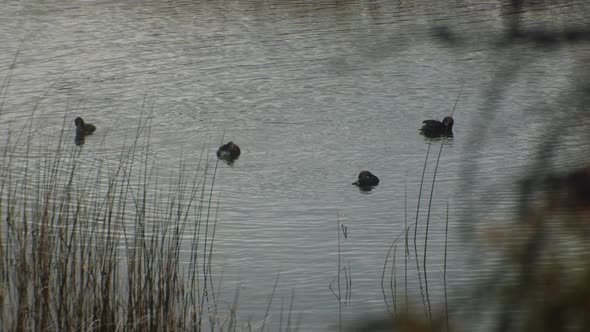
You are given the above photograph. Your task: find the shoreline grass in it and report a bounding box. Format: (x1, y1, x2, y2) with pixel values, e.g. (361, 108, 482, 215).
(0, 113, 298, 331)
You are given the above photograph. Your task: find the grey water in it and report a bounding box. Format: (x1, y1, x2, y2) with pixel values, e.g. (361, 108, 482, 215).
(1, 0, 589, 330)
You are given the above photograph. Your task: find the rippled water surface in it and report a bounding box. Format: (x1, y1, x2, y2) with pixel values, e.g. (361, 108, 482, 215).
(1, 0, 589, 330)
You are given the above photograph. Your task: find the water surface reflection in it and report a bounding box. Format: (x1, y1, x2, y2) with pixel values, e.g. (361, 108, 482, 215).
(1, 0, 589, 330)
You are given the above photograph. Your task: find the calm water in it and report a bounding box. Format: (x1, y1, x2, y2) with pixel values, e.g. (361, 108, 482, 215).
(1, 0, 589, 330)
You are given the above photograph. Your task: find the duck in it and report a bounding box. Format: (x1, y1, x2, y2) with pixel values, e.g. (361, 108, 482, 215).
(74, 117, 96, 145)
(353, 171, 380, 188)
(216, 141, 241, 162)
(75, 117, 96, 135)
(419, 116, 454, 138)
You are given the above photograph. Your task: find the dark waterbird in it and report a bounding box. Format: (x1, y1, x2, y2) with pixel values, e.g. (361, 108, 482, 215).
(217, 141, 241, 163)
(353, 171, 380, 190)
(419, 116, 454, 138)
(74, 117, 96, 145)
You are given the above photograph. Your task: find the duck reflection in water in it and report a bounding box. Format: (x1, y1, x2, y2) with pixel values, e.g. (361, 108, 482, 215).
(353, 171, 380, 191)
(217, 141, 241, 165)
(74, 117, 96, 145)
(419, 116, 454, 138)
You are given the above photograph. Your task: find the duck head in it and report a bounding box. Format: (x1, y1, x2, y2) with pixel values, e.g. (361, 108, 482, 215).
(226, 141, 238, 150)
(74, 117, 85, 127)
(442, 116, 454, 130)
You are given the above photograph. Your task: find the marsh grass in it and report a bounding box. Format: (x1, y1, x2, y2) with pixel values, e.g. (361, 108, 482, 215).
(0, 111, 294, 331)
(330, 214, 352, 332)
(378, 88, 463, 329)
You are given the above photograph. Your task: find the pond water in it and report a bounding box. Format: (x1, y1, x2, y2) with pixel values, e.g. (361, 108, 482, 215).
(1, 0, 589, 330)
